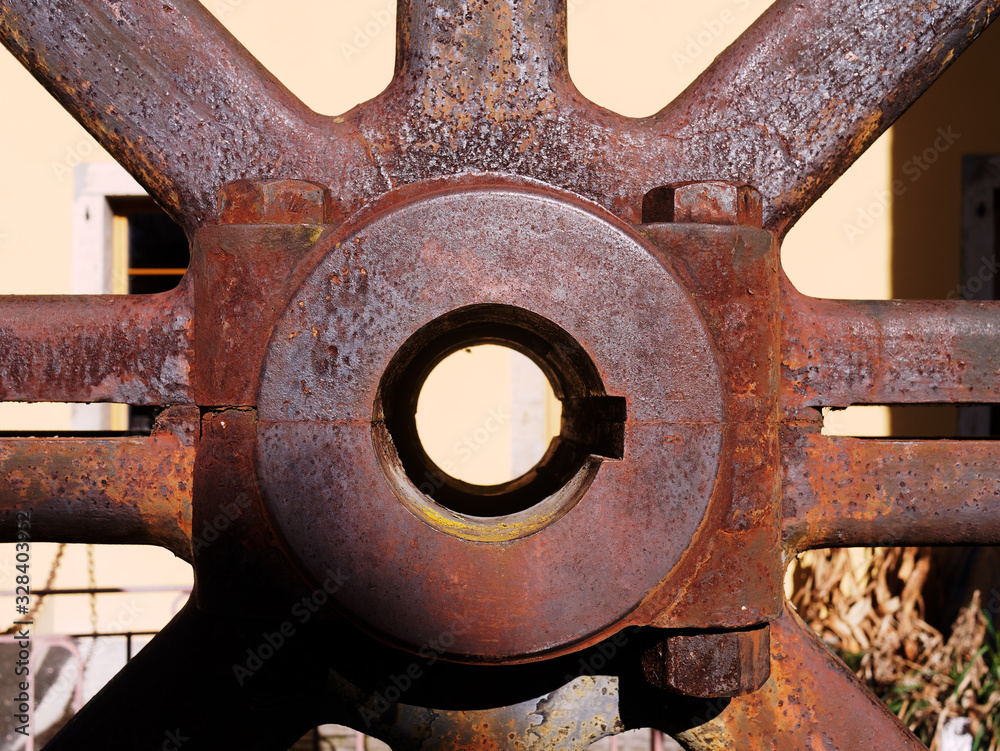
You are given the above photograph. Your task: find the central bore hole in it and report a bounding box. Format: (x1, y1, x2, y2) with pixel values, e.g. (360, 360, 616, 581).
(376, 304, 626, 519)
(414, 345, 562, 486)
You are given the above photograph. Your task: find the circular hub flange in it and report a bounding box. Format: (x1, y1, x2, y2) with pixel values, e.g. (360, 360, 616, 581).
(255, 179, 725, 661)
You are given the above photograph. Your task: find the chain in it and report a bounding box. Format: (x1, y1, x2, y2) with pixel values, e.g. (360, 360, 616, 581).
(77, 544, 100, 681)
(3, 542, 66, 635)
(86, 544, 98, 635)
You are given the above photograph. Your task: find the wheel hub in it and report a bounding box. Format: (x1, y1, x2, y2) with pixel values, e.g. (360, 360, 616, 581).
(255, 178, 729, 660)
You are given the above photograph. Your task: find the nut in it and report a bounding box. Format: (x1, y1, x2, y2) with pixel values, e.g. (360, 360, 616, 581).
(217, 179, 330, 225)
(641, 623, 771, 698)
(642, 181, 763, 227)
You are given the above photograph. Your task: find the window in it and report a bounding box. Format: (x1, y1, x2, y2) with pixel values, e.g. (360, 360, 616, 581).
(71, 163, 189, 432)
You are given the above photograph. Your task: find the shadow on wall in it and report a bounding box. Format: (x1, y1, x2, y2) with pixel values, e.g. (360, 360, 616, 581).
(890, 17, 1000, 630)
(890, 18, 1000, 437)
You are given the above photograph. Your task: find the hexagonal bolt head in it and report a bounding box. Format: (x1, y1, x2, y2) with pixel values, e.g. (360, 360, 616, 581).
(217, 179, 331, 225)
(642, 182, 763, 227)
(640, 623, 770, 698)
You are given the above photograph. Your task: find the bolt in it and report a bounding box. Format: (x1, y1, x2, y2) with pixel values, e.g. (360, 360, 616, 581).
(217, 179, 331, 225)
(640, 623, 770, 698)
(642, 181, 763, 227)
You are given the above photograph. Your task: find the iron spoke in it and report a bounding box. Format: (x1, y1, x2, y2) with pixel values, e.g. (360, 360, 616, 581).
(654, 0, 998, 234)
(0, 286, 194, 405)
(782, 283, 1000, 413)
(0, 0, 372, 231)
(783, 431, 1000, 554)
(392, 0, 567, 111)
(0, 408, 196, 560)
(671, 603, 925, 750)
(355, 0, 595, 204)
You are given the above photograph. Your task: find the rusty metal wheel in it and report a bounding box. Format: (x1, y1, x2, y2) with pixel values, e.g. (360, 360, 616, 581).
(2, 1, 998, 749)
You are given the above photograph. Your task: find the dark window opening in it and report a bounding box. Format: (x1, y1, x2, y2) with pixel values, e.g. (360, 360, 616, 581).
(108, 197, 188, 433)
(107, 196, 189, 295)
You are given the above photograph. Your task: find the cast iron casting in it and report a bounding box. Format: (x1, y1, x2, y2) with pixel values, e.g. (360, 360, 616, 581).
(2, 1, 999, 748)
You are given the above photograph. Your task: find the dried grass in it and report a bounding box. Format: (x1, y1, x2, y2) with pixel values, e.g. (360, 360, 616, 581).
(790, 547, 1000, 749)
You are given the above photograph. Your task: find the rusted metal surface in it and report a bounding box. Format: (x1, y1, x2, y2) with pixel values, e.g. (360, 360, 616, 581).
(192, 408, 317, 619)
(0, 407, 196, 560)
(663, 0, 999, 236)
(2, 0, 999, 747)
(641, 626, 770, 699)
(217, 179, 333, 226)
(251, 178, 766, 660)
(671, 605, 925, 750)
(364, 0, 1000, 232)
(782, 282, 1000, 416)
(0, 283, 193, 404)
(636, 200, 782, 632)
(48, 594, 640, 750)
(335, 674, 626, 751)
(783, 431, 1000, 554)
(192, 223, 330, 405)
(3, 1, 994, 233)
(643, 183, 764, 227)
